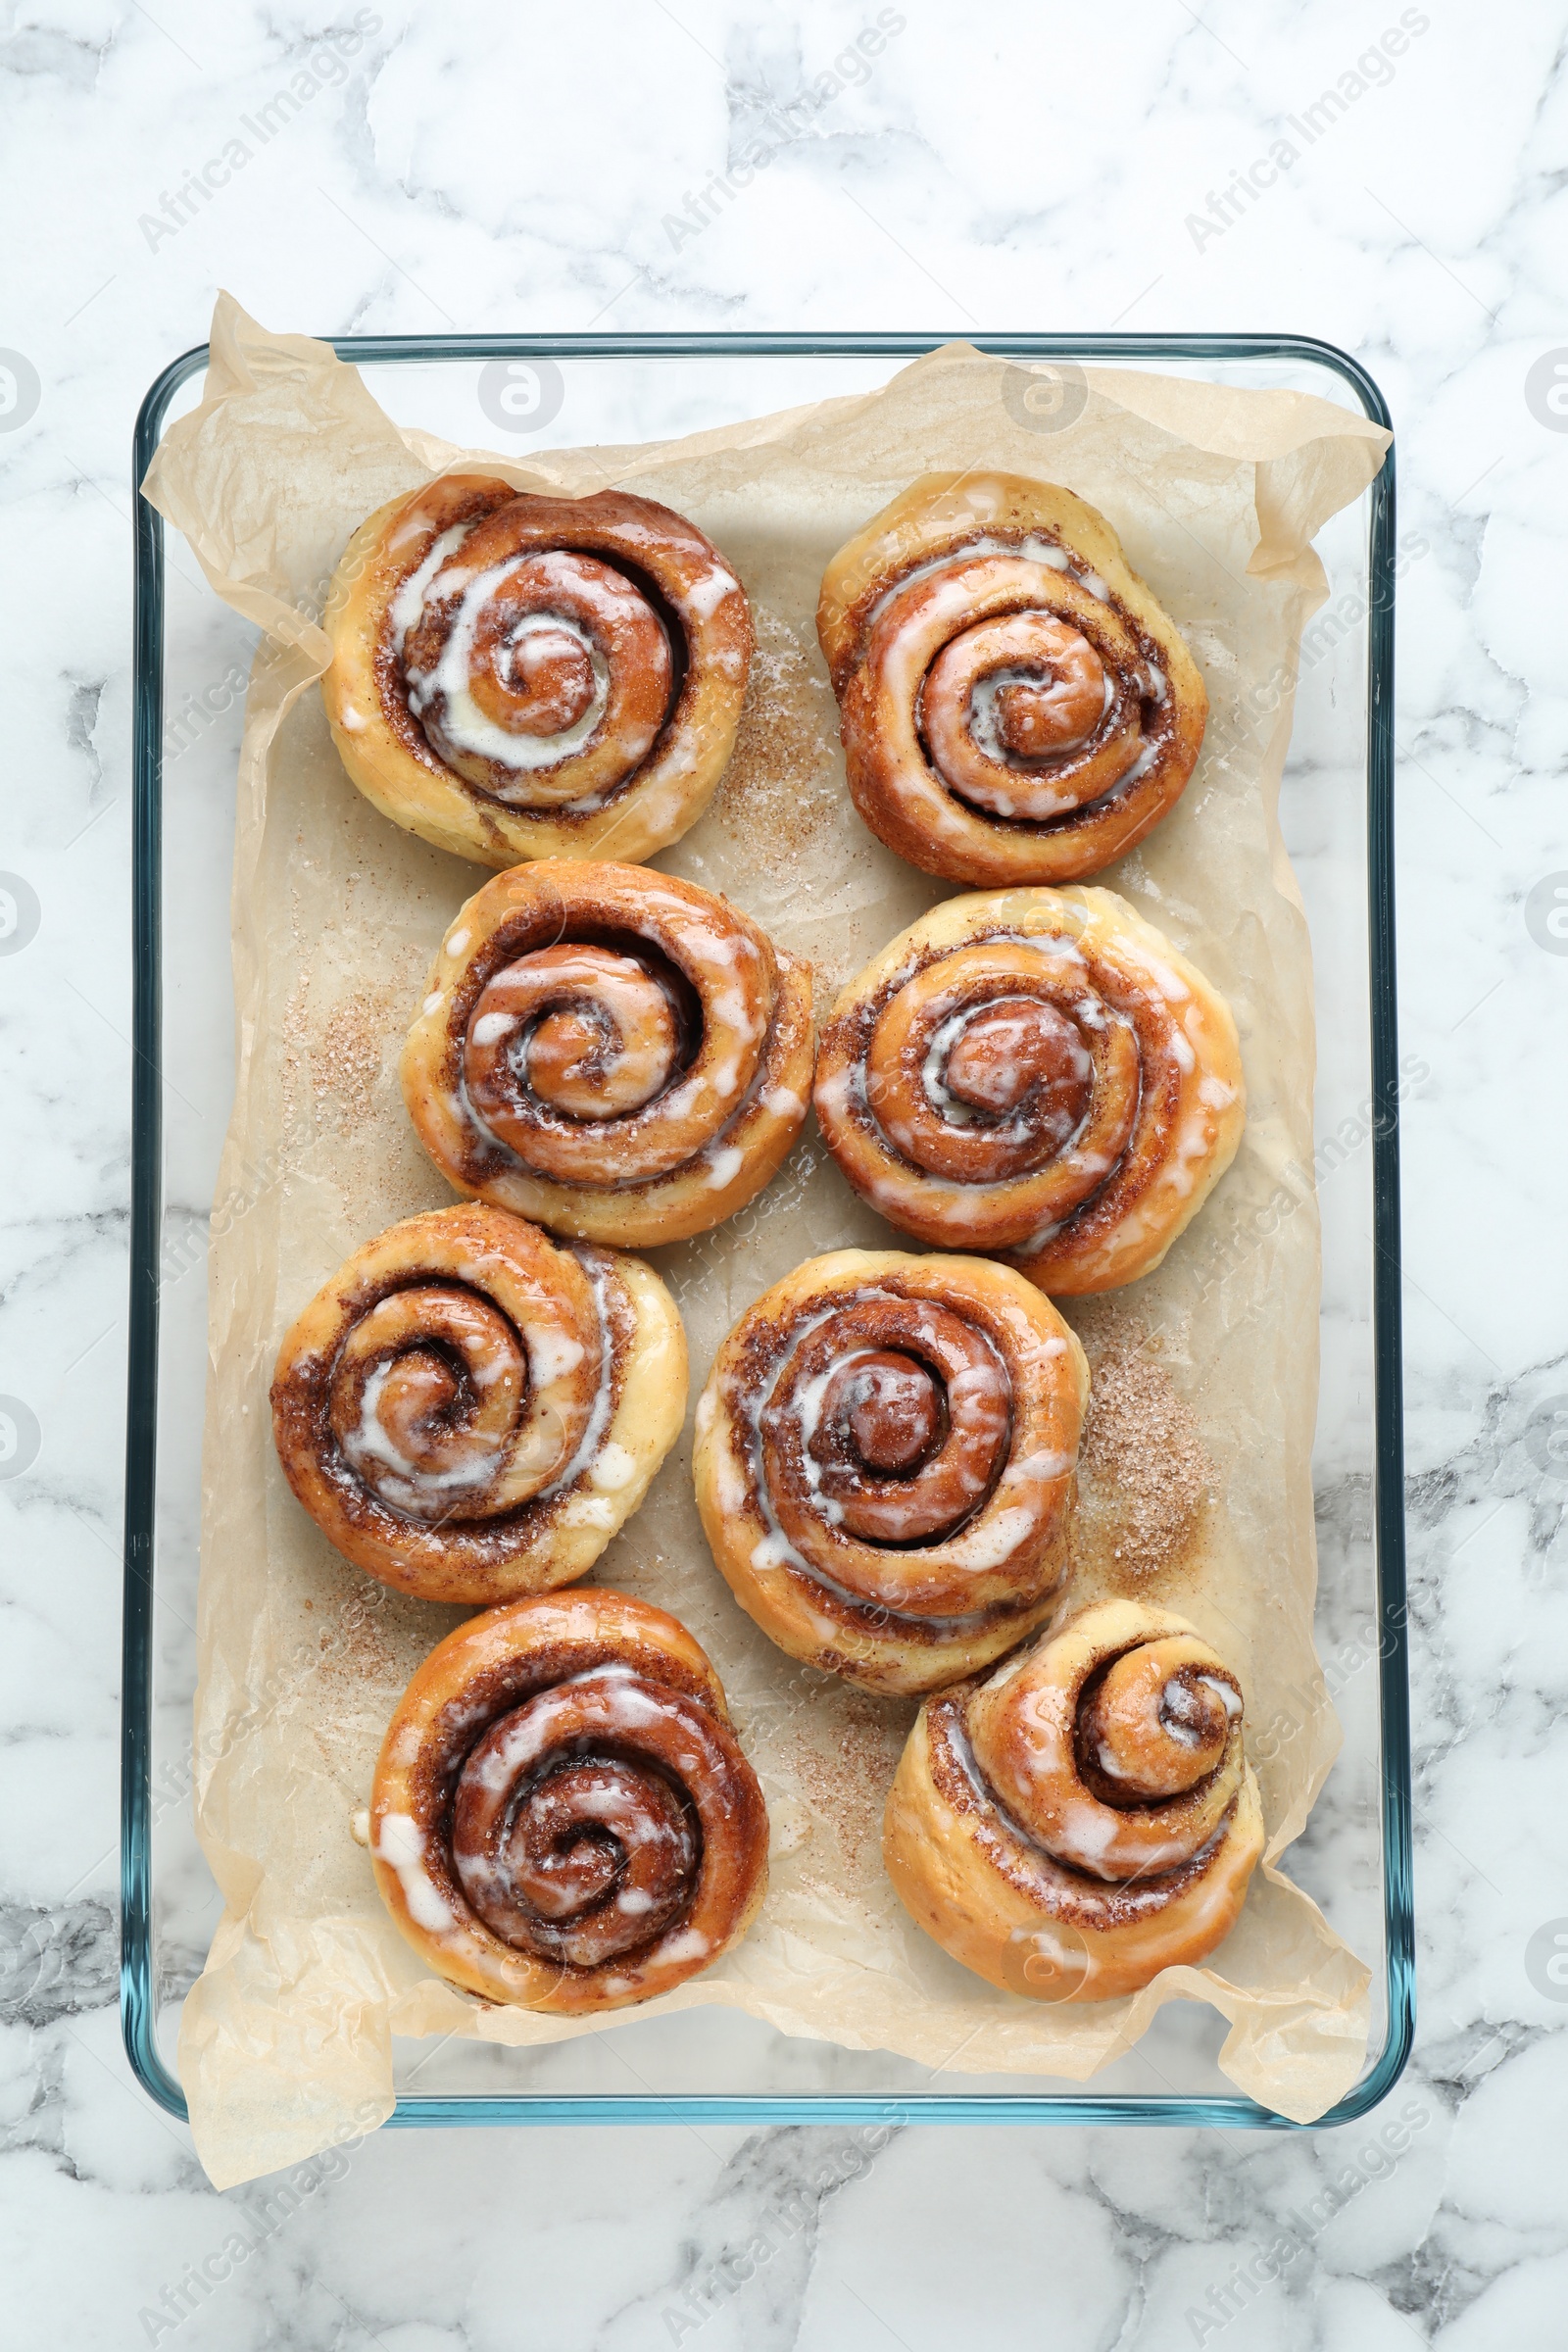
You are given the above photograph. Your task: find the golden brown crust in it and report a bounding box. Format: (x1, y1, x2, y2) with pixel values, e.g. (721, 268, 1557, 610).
(401, 860, 814, 1249)
(812, 885, 1246, 1296)
(370, 1591, 769, 2013)
(321, 475, 753, 867)
(883, 1598, 1264, 2001)
(693, 1249, 1089, 1694)
(270, 1203, 686, 1604)
(817, 472, 1207, 886)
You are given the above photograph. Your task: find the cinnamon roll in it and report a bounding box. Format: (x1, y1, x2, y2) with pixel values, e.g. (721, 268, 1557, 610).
(818, 472, 1206, 885)
(402, 860, 814, 1248)
(693, 1250, 1089, 1694)
(322, 477, 753, 867)
(812, 886, 1245, 1295)
(370, 1591, 769, 2013)
(270, 1204, 685, 1605)
(884, 1599, 1264, 2001)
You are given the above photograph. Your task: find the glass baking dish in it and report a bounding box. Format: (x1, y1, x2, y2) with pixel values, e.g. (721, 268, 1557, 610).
(122, 331, 1409, 2132)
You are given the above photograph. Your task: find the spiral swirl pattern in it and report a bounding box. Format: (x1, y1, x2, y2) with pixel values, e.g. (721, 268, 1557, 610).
(884, 1599, 1265, 2002)
(402, 860, 814, 1248)
(817, 471, 1207, 886)
(813, 885, 1246, 1297)
(371, 1592, 769, 2013)
(694, 1250, 1089, 1694)
(323, 476, 753, 868)
(270, 1203, 687, 1604)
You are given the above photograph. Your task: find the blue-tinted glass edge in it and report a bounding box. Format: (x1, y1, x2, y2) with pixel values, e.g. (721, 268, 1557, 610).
(122, 331, 1409, 2134)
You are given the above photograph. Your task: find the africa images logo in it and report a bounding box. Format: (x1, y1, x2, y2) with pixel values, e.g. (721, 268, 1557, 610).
(1525, 874, 1568, 956)
(1526, 1920, 1568, 2002)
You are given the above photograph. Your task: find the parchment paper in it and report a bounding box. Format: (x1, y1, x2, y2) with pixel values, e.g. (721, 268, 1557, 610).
(146, 296, 1391, 2187)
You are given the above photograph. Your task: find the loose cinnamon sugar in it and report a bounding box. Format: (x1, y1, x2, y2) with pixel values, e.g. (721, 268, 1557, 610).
(313, 1594, 394, 1689)
(309, 1582, 457, 1725)
(1069, 1310, 1215, 1590)
(710, 612, 841, 862)
(308, 987, 394, 1128)
(782, 1691, 911, 1878)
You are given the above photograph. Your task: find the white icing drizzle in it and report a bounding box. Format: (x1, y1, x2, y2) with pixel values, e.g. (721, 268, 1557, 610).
(962, 667, 1102, 811)
(538, 1253, 619, 1505)
(346, 1360, 502, 1499)
(453, 960, 787, 1200)
(943, 1503, 1037, 1572)
(342, 1256, 618, 1522)
(404, 560, 613, 773)
(527, 1324, 586, 1387)
(683, 562, 740, 621)
(732, 1290, 1031, 1633)
(376, 1813, 457, 1934)
(590, 1441, 637, 1494)
(390, 521, 472, 643)
(864, 530, 1100, 633)
(858, 930, 1102, 1192)
(946, 1711, 1233, 1892)
(918, 996, 1096, 1151)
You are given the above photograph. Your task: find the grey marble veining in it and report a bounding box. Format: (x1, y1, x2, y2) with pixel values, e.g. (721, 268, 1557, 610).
(1, 2, 1564, 2344)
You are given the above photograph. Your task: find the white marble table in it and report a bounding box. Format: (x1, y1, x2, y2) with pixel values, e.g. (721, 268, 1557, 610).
(2, 4, 1562, 2343)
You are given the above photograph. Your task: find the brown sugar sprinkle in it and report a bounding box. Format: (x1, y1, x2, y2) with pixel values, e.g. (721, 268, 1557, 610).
(710, 612, 841, 861)
(782, 1692, 911, 1879)
(1068, 1311, 1215, 1591)
(308, 987, 395, 1128)
(309, 1580, 449, 1712)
